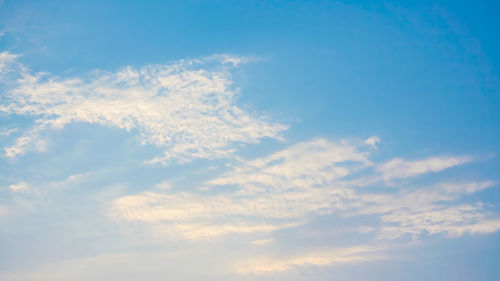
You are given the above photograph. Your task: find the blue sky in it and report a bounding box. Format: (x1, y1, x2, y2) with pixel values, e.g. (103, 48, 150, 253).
(0, 1, 499, 280)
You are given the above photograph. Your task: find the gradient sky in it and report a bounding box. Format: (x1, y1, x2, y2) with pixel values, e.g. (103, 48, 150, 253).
(1, 1, 500, 280)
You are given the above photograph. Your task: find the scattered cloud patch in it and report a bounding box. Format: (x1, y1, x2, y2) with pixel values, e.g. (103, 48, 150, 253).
(235, 246, 385, 274)
(0, 52, 287, 163)
(3, 130, 47, 158)
(207, 138, 371, 193)
(0, 52, 19, 73)
(378, 156, 472, 181)
(154, 222, 298, 241)
(155, 181, 172, 190)
(8, 181, 29, 193)
(109, 139, 373, 239)
(49, 172, 93, 189)
(378, 204, 500, 239)
(356, 181, 497, 239)
(109, 138, 498, 248)
(0, 128, 18, 137)
(364, 136, 380, 148)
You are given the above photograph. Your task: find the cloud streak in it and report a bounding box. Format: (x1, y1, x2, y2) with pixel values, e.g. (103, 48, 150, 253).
(235, 246, 385, 274)
(378, 156, 472, 181)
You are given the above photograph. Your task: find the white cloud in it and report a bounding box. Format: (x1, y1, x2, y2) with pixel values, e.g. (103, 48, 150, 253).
(364, 135, 380, 148)
(109, 139, 371, 239)
(356, 181, 498, 239)
(8, 181, 29, 193)
(0, 52, 287, 163)
(3, 128, 47, 158)
(378, 156, 472, 181)
(0, 52, 19, 73)
(207, 138, 371, 193)
(357, 181, 495, 216)
(380, 205, 500, 239)
(455, 218, 500, 235)
(0, 128, 18, 137)
(154, 181, 172, 190)
(153, 222, 298, 241)
(109, 138, 499, 245)
(49, 172, 92, 189)
(235, 246, 385, 274)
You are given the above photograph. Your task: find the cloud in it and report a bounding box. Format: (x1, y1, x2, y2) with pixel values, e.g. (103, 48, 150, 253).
(3, 128, 47, 158)
(109, 139, 372, 239)
(0, 128, 18, 137)
(235, 246, 385, 274)
(109, 137, 499, 245)
(207, 138, 371, 193)
(8, 181, 29, 193)
(364, 136, 380, 148)
(0, 52, 287, 163)
(153, 222, 299, 241)
(356, 181, 498, 239)
(155, 181, 172, 190)
(378, 156, 472, 181)
(0, 52, 19, 73)
(48, 172, 93, 189)
(4, 48, 492, 270)
(357, 181, 495, 216)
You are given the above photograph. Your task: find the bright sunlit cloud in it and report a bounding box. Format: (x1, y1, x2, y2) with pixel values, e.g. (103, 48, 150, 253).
(0, 52, 286, 163)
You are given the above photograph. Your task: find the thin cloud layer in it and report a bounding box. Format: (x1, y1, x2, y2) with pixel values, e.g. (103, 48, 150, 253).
(378, 156, 472, 181)
(8, 181, 29, 193)
(109, 139, 371, 239)
(109, 138, 499, 248)
(235, 246, 385, 274)
(0, 52, 286, 163)
(356, 181, 499, 239)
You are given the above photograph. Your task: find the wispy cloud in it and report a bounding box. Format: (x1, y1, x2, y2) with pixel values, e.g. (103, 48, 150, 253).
(378, 204, 500, 239)
(109, 137, 498, 246)
(8, 181, 29, 192)
(235, 246, 385, 274)
(0, 52, 19, 73)
(3, 128, 46, 158)
(109, 139, 372, 239)
(378, 156, 472, 181)
(357, 181, 498, 239)
(153, 222, 299, 241)
(48, 172, 93, 189)
(207, 138, 372, 192)
(0, 52, 287, 163)
(364, 136, 381, 148)
(0, 128, 18, 137)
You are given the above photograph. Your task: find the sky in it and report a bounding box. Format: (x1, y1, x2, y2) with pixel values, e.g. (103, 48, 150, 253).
(0, 0, 499, 280)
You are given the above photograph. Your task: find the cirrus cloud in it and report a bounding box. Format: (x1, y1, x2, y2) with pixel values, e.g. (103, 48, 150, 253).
(0, 52, 287, 163)
(109, 137, 499, 245)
